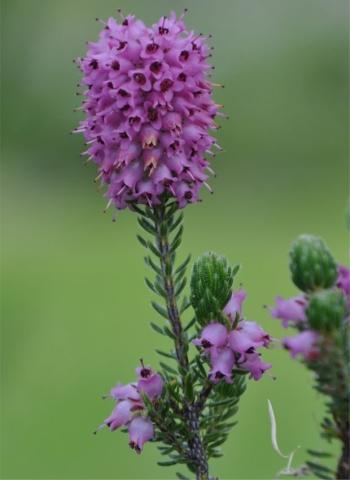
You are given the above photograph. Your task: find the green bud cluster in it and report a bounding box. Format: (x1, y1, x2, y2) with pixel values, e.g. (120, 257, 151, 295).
(289, 234, 337, 293)
(307, 289, 348, 332)
(190, 252, 239, 325)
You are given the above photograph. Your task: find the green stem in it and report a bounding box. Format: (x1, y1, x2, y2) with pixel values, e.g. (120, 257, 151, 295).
(152, 203, 210, 480)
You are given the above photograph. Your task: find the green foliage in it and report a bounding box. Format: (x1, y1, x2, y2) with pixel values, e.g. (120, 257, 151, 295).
(202, 376, 246, 459)
(136, 201, 247, 477)
(289, 235, 337, 292)
(190, 252, 239, 325)
(307, 289, 348, 332)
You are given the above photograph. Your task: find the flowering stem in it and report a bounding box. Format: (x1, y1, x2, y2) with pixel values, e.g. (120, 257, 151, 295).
(152, 203, 210, 480)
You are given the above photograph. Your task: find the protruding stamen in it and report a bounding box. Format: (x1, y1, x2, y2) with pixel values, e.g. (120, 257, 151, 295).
(204, 182, 213, 193)
(103, 198, 113, 213)
(94, 171, 103, 183)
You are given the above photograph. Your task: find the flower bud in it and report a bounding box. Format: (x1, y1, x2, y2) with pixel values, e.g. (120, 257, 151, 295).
(289, 235, 337, 292)
(306, 289, 348, 331)
(190, 252, 238, 324)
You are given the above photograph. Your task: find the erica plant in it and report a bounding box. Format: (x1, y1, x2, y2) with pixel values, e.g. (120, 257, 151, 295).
(271, 235, 350, 480)
(74, 10, 272, 479)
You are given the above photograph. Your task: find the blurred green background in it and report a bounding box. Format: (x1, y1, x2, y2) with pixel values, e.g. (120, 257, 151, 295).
(1, 0, 348, 478)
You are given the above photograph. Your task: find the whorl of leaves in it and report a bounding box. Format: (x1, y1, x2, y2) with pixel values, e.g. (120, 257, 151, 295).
(190, 252, 239, 325)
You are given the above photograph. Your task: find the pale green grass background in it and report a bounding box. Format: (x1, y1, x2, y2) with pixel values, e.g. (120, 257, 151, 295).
(1, 0, 349, 478)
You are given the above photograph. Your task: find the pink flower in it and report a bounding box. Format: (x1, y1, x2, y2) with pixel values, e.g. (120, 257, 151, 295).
(209, 347, 235, 383)
(271, 295, 307, 327)
(238, 320, 271, 348)
(337, 265, 350, 308)
(193, 322, 228, 349)
(110, 383, 140, 401)
(136, 365, 164, 400)
(223, 290, 246, 322)
(75, 12, 221, 210)
(128, 416, 154, 453)
(238, 353, 272, 380)
(283, 331, 319, 360)
(104, 400, 137, 431)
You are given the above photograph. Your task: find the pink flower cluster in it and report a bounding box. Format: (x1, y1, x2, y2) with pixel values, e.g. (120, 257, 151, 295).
(193, 290, 272, 382)
(271, 264, 350, 360)
(97, 363, 163, 453)
(75, 12, 221, 210)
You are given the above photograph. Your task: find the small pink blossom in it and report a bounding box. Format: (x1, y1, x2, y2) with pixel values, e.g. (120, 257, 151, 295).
(283, 331, 320, 360)
(209, 347, 235, 383)
(128, 416, 154, 453)
(193, 322, 228, 349)
(271, 295, 307, 327)
(223, 289, 246, 322)
(136, 365, 164, 400)
(337, 264, 350, 308)
(239, 353, 272, 380)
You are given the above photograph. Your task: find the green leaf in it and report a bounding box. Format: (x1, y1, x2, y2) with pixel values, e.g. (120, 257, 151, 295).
(150, 322, 164, 335)
(151, 301, 169, 319)
(137, 234, 148, 248)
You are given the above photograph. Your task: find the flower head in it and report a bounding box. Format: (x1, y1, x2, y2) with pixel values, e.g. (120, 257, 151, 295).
(75, 12, 222, 210)
(271, 295, 307, 328)
(128, 416, 154, 453)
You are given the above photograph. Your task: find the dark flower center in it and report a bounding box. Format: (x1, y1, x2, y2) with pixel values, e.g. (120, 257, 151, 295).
(140, 367, 151, 378)
(133, 73, 146, 85)
(121, 105, 130, 112)
(184, 191, 193, 200)
(178, 72, 187, 82)
(146, 43, 159, 54)
(117, 41, 127, 51)
(129, 116, 141, 126)
(180, 50, 190, 61)
(150, 61, 162, 74)
(119, 132, 128, 139)
(215, 372, 225, 379)
(148, 107, 158, 122)
(201, 339, 212, 348)
(122, 19, 128, 26)
(118, 89, 130, 97)
(160, 79, 173, 92)
(111, 60, 120, 71)
(107, 81, 113, 89)
(170, 140, 179, 150)
(159, 26, 169, 35)
(89, 59, 98, 69)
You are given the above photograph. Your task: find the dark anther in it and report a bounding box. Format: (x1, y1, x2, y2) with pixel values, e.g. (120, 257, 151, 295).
(146, 43, 159, 54)
(111, 60, 120, 71)
(89, 59, 98, 69)
(150, 61, 162, 74)
(148, 107, 158, 122)
(133, 73, 146, 85)
(160, 79, 173, 92)
(179, 50, 189, 61)
(118, 89, 130, 97)
(117, 41, 127, 51)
